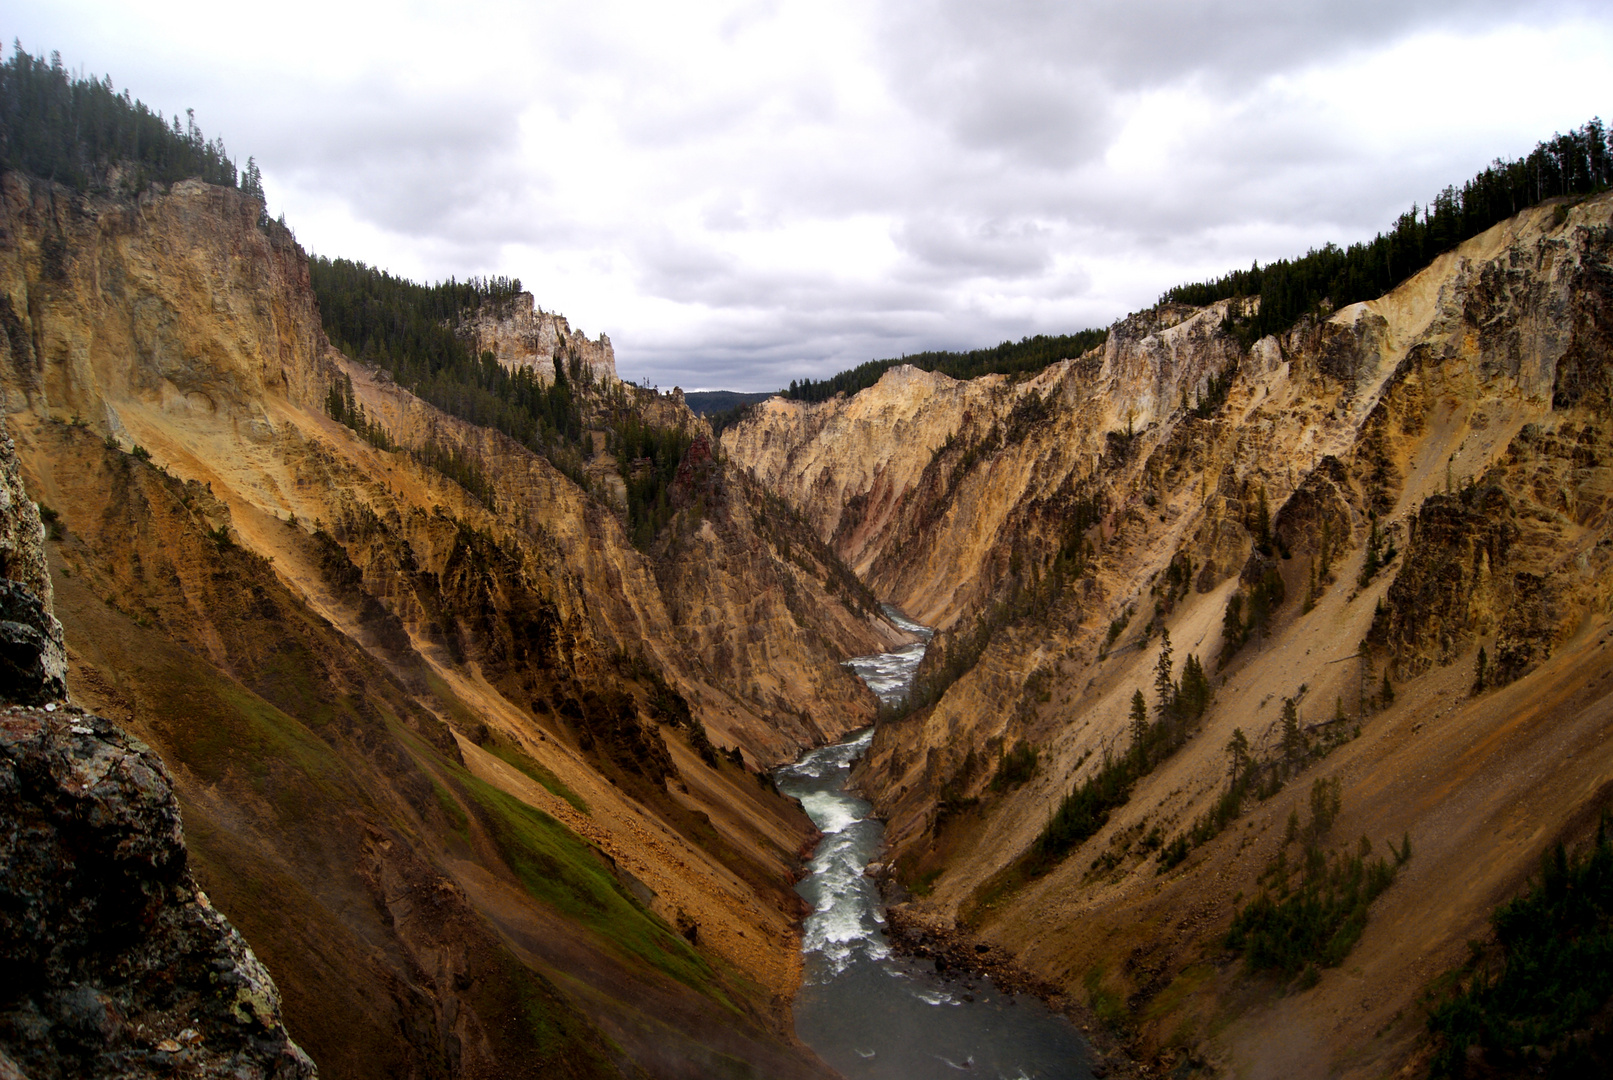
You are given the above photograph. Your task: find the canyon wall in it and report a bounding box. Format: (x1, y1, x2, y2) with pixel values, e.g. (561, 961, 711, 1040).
(726, 193, 1613, 1077)
(0, 406, 317, 1080)
(0, 169, 893, 1079)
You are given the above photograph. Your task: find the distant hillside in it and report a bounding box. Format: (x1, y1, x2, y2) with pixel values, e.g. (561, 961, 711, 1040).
(724, 190, 1613, 1079)
(683, 390, 775, 416)
(782, 329, 1109, 404)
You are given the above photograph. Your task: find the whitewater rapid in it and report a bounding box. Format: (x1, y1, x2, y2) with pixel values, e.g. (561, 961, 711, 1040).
(775, 607, 1091, 1079)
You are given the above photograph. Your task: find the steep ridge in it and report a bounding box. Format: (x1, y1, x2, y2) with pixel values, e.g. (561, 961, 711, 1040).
(0, 168, 899, 1077)
(724, 193, 1613, 1076)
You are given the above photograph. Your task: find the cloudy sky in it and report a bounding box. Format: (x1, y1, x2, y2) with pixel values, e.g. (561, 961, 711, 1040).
(11, 2, 1612, 390)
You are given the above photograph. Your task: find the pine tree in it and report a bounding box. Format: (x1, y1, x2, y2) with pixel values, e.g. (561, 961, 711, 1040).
(241, 155, 269, 226)
(1218, 592, 1245, 669)
(1128, 689, 1149, 763)
(1227, 727, 1251, 788)
(1280, 697, 1303, 766)
(1154, 629, 1175, 721)
(1380, 670, 1395, 706)
(1473, 646, 1488, 694)
(1358, 513, 1382, 588)
(1178, 654, 1211, 719)
(1255, 487, 1272, 554)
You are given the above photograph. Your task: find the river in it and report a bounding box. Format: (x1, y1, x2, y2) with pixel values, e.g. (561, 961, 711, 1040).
(773, 608, 1093, 1080)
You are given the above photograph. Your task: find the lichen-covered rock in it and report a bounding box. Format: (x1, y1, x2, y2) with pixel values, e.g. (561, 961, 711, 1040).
(0, 427, 51, 613)
(0, 708, 316, 1080)
(0, 581, 65, 705)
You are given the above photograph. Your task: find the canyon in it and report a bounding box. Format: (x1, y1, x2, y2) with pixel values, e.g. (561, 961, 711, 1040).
(724, 192, 1613, 1077)
(0, 152, 1609, 1080)
(0, 169, 908, 1079)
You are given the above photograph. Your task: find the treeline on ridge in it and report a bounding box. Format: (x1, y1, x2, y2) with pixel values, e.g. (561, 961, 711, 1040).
(779, 118, 1611, 406)
(309, 256, 694, 547)
(0, 44, 240, 194)
(781, 329, 1110, 404)
(309, 255, 586, 467)
(1164, 118, 1613, 343)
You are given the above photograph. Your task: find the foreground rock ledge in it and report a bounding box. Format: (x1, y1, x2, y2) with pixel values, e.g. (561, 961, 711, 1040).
(0, 706, 316, 1080)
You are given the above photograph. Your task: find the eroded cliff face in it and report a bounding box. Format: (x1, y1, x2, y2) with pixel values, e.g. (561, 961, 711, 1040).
(0, 169, 884, 1079)
(457, 291, 618, 388)
(727, 193, 1613, 1077)
(722, 302, 1246, 631)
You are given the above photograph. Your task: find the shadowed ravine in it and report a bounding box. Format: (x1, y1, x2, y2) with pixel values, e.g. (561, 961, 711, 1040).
(775, 609, 1092, 1080)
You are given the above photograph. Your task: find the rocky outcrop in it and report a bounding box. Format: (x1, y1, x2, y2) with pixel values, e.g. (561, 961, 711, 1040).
(0, 579, 66, 706)
(0, 417, 64, 706)
(0, 709, 316, 1080)
(0, 402, 313, 1079)
(457, 292, 617, 388)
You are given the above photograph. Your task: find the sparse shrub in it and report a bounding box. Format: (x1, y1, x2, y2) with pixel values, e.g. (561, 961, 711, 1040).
(991, 741, 1040, 791)
(1427, 819, 1613, 1077)
(1105, 606, 1133, 650)
(686, 718, 719, 768)
(1226, 811, 1405, 976)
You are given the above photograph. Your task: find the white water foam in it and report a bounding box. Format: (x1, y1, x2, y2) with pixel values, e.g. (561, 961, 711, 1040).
(782, 608, 1094, 1077)
(914, 987, 963, 1007)
(799, 791, 862, 834)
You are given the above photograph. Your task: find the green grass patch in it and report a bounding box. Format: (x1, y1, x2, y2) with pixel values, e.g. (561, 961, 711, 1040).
(431, 776, 470, 838)
(1084, 964, 1127, 1028)
(253, 644, 373, 737)
(424, 669, 483, 730)
(485, 737, 590, 816)
(455, 769, 730, 1009)
(1142, 963, 1212, 1023)
(418, 672, 590, 814)
(485, 953, 623, 1079)
(960, 860, 1035, 926)
(910, 868, 943, 897)
(143, 646, 351, 809)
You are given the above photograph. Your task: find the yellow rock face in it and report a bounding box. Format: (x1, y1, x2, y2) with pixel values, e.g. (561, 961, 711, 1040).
(458, 291, 619, 388)
(0, 169, 897, 1079)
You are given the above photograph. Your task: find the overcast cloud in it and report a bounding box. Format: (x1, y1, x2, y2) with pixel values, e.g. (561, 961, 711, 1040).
(10, 1, 1611, 389)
